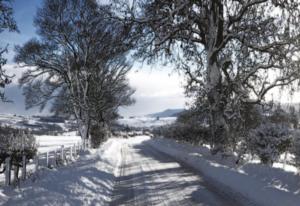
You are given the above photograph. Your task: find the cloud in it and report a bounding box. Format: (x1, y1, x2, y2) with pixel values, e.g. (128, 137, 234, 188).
(120, 64, 187, 117)
(2, 63, 29, 85)
(128, 69, 184, 98)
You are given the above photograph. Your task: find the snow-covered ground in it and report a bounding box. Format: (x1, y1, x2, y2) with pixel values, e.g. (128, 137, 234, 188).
(117, 116, 176, 128)
(0, 138, 123, 206)
(1, 135, 300, 206)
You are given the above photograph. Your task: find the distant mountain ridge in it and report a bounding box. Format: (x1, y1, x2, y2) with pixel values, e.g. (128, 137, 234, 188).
(147, 109, 185, 118)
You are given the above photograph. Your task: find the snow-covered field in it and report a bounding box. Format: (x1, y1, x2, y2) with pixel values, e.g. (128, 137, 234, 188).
(35, 132, 81, 153)
(117, 116, 176, 128)
(0, 114, 80, 152)
(0, 113, 67, 131)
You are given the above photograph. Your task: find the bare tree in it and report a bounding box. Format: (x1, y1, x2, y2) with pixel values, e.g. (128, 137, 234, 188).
(15, 0, 135, 145)
(116, 0, 300, 153)
(88, 58, 135, 126)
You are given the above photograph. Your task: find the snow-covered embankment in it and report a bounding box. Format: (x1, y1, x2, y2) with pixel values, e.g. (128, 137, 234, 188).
(0, 138, 124, 206)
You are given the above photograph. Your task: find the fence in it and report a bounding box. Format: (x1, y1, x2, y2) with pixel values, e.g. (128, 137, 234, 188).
(3, 141, 84, 186)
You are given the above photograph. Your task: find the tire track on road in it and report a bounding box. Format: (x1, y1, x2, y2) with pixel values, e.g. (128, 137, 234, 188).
(110, 141, 256, 206)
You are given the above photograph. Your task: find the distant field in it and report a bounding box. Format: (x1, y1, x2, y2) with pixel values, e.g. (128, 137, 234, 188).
(117, 117, 176, 128)
(35, 132, 82, 153)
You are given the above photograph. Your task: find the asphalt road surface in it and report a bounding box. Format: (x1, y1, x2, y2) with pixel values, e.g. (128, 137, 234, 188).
(110, 142, 255, 206)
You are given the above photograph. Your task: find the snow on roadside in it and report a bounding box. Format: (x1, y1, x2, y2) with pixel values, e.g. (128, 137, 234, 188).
(0, 138, 124, 206)
(146, 136, 300, 206)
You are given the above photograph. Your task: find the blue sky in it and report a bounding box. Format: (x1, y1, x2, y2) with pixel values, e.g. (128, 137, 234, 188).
(0, 0, 186, 117)
(0, 0, 41, 63)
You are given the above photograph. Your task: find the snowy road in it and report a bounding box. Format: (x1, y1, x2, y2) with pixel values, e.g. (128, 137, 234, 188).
(1, 137, 257, 206)
(110, 142, 246, 206)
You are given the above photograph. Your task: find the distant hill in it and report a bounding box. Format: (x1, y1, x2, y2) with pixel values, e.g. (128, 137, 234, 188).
(147, 109, 185, 118)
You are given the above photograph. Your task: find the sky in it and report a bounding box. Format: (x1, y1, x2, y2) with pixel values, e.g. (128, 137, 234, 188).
(0, 0, 186, 117)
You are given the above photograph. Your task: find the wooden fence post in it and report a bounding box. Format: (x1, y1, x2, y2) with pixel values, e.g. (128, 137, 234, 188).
(53, 149, 57, 167)
(46, 151, 49, 168)
(73, 144, 77, 157)
(21, 154, 26, 180)
(70, 146, 73, 160)
(83, 138, 86, 151)
(35, 152, 39, 172)
(61, 145, 64, 163)
(5, 157, 11, 186)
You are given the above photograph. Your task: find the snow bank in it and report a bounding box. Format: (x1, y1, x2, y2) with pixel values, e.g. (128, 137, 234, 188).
(147, 137, 300, 206)
(0, 138, 124, 206)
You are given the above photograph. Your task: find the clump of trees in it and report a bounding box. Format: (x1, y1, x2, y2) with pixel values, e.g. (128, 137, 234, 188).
(15, 0, 136, 147)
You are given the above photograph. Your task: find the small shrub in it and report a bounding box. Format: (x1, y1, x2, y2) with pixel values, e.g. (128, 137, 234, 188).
(246, 123, 292, 165)
(0, 127, 37, 176)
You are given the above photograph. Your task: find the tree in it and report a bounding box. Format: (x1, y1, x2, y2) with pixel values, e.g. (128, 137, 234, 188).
(117, 0, 300, 153)
(15, 0, 135, 145)
(87, 56, 135, 147)
(0, 0, 18, 100)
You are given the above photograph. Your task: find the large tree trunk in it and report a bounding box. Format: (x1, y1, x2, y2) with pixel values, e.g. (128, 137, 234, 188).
(79, 118, 90, 149)
(206, 1, 228, 154)
(207, 57, 228, 153)
(73, 107, 90, 149)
